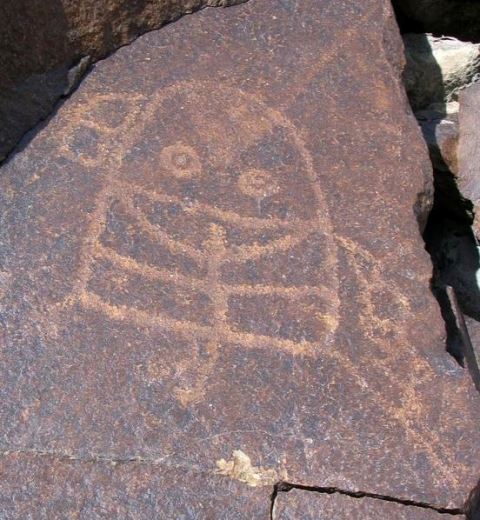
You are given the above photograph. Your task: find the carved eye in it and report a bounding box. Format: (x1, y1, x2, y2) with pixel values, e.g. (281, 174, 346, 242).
(237, 168, 280, 199)
(160, 143, 202, 178)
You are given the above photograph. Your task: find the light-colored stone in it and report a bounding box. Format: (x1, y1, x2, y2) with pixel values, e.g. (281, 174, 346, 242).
(416, 106, 458, 174)
(404, 34, 480, 112)
(458, 82, 480, 240)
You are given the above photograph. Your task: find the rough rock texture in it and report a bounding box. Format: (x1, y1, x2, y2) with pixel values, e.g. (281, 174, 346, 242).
(273, 489, 464, 519)
(0, 0, 244, 162)
(1, 0, 244, 83)
(403, 34, 480, 112)
(458, 82, 480, 238)
(1, 0, 480, 516)
(392, 0, 480, 43)
(416, 104, 459, 173)
(0, 452, 271, 518)
(0, 57, 91, 167)
(426, 83, 480, 327)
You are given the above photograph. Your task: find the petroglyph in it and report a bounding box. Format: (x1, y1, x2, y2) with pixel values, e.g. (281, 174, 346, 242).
(160, 143, 203, 179)
(4, 1, 480, 512)
(63, 82, 341, 404)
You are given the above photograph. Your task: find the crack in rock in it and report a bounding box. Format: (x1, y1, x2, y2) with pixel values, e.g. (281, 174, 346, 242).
(0, 446, 174, 465)
(270, 482, 465, 519)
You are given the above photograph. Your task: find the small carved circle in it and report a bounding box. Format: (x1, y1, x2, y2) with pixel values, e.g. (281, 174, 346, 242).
(237, 169, 280, 199)
(160, 143, 202, 178)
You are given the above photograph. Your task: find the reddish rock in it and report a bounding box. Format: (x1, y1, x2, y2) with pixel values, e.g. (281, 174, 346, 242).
(1, 0, 480, 516)
(274, 489, 463, 519)
(0, 0, 244, 161)
(1, 0, 243, 85)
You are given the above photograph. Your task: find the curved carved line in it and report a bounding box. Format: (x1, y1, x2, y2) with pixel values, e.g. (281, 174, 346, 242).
(117, 180, 295, 231)
(94, 243, 209, 292)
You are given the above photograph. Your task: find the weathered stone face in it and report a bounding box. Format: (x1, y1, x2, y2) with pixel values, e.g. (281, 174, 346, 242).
(0, 452, 272, 517)
(1, 0, 243, 84)
(1, 0, 480, 516)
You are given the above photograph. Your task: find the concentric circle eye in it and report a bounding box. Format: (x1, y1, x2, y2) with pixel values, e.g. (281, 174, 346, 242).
(160, 143, 202, 178)
(237, 168, 280, 199)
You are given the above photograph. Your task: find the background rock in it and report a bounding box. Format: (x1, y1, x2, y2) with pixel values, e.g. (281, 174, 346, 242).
(428, 82, 480, 319)
(402, 33, 480, 351)
(0, 0, 244, 162)
(392, 0, 480, 43)
(458, 82, 480, 239)
(416, 103, 459, 173)
(403, 34, 480, 112)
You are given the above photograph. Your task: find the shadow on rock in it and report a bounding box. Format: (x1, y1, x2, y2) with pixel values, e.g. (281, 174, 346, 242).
(466, 478, 480, 520)
(402, 33, 480, 368)
(0, 0, 90, 164)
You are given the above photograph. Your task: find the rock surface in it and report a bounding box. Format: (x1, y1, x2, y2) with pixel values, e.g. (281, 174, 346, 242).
(458, 82, 480, 239)
(426, 82, 480, 325)
(416, 104, 459, 173)
(0, 452, 271, 517)
(1, 0, 480, 516)
(403, 34, 480, 112)
(0, 0, 243, 162)
(273, 489, 464, 519)
(1, 0, 243, 83)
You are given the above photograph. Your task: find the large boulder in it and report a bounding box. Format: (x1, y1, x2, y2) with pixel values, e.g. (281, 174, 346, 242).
(1, 0, 480, 516)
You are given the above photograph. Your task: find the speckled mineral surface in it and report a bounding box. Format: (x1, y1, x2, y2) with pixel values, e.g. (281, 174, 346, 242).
(1, 0, 479, 517)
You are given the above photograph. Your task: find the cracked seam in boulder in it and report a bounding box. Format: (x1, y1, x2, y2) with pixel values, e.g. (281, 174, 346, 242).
(2, 447, 469, 515)
(269, 482, 465, 518)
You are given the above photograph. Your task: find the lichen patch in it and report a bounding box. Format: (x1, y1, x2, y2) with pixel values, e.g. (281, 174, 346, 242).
(215, 450, 286, 487)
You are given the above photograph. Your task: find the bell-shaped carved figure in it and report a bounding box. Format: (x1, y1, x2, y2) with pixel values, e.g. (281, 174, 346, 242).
(64, 82, 340, 405)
